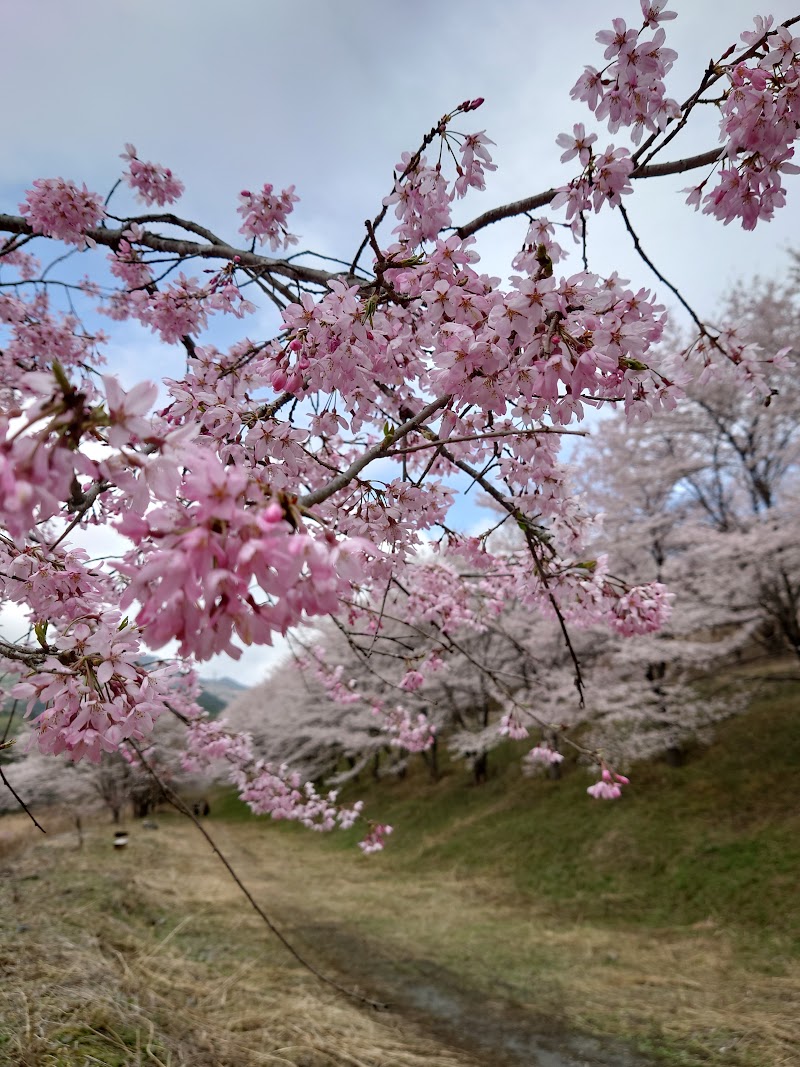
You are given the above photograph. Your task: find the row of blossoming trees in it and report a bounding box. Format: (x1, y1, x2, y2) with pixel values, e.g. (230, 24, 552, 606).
(226, 271, 800, 788)
(1, 4, 799, 846)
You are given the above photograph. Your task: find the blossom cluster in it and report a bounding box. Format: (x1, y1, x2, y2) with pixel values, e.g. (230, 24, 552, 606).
(237, 183, 300, 250)
(499, 711, 529, 741)
(12, 620, 171, 762)
(375, 704, 436, 752)
(571, 1, 680, 144)
(685, 22, 800, 229)
(587, 767, 630, 799)
(569, 7, 800, 231)
(19, 178, 105, 248)
(121, 144, 185, 206)
(0, 536, 182, 762)
(359, 823, 393, 854)
(552, 140, 634, 222)
(116, 452, 369, 660)
(384, 108, 494, 245)
(183, 716, 374, 842)
(523, 745, 566, 772)
(605, 580, 673, 636)
(106, 269, 254, 343)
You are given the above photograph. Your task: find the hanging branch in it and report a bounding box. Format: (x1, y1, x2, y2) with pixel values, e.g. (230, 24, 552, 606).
(129, 743, 389, 1012)
(0, 764, 47, 834)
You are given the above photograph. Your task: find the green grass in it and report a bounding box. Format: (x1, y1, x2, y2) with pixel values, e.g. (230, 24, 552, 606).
(4, 679, 799, 1067)
(10, 670, 781, 1067)
(242, 678, 800, 963)
(206, 783, 256, 821)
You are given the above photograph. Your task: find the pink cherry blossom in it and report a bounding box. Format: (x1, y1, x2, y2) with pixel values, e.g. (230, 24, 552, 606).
(237, 183, 300, 250)
(20, 178, 105, 248)
(121, 144, 184, 206)
(499, 712, 529, 740)
(588, 767, 630, 800)
(454, 130, 497, 196)
(523, 745, 565, 770)
(556, 124, 598, 166)
(359, 823, 393, 854)
(740, 15, 774, 46)
(0, 18, 797, 851)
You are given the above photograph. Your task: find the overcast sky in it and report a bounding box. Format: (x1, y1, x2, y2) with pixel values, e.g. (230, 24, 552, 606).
(3, 0, 799, 684)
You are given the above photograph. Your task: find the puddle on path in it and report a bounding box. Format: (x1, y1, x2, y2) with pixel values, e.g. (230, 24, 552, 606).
(298, 921, 653, 1067)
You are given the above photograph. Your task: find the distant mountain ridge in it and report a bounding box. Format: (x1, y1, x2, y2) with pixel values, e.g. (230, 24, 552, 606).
(197, 675, 249, 717)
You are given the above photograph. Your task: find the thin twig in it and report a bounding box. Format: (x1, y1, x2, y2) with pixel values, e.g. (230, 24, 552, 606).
(47, 481, 111, 553)
(351, 111, 451, 274)
(522, 527, 585, 708)
(0, 765, 47, 833)
(129, 744, 388, 1011)
(617, 202, 710, 338)
(1, 699, 19, 746)
(386, 426, 587, 456)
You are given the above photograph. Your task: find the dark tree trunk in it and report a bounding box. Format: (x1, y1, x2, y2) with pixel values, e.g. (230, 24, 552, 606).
(473, 751, 488, 785)
(665, 745, 684, 767)
(421, 735, 440, 781)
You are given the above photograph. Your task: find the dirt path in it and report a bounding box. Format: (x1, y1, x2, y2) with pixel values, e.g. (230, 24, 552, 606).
(295, 919, 652, 1067)
(207, 823, 654, 1067)
(3, 813, 793, 1066)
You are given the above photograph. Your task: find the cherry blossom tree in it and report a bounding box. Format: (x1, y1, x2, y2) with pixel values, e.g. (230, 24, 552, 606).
(222, 639, 390, 786)
(566, 272, 800, 764)
(0, 733, 95, 816)
(0, 696, 202, 822)
(1, 4, 799, 844)
(226, 603, 543, 789)
(651, 275, 800, 664)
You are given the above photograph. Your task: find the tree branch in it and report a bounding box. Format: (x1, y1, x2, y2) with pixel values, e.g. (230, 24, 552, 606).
(129, 743, 388, 1011)
(0, 639, 46, 667)
(385, 425, 588, 457)
(299, 394, 452, 508)
(0, 214, 362, 291)
(617, 202, 711, 338)
(456, 148, 725, 239)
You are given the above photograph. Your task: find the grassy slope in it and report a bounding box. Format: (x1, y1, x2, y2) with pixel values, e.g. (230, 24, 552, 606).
(222, 678, 800, 955)
(2, 678, 798, 1066)
(211, 677, 800, 1065)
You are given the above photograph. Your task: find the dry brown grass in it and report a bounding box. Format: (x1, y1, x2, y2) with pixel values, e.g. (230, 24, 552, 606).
(0, 808, 78, 862)
(2, 811, 799, 1066)
(0, 822, 29, 864)
(0, 815, 480, 1067)
(191, 820, 800, 1067)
